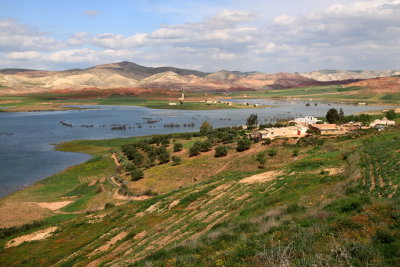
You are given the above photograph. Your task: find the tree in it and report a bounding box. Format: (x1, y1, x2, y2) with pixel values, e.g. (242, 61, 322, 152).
(237, 138, 251, 152)
(326, 108, 340, 124)
(201, 140, 213, 152)
(158, 149, 170, 164)
(171, 156, 182, 165)
(200, 121, 213, 134)
(246, 114, 258, 128)
(161, 138, 170, 147)
(173, 142, 183, 152)
(215, 146, 228, 157)
(358, 113, 372, 126)
(386, 109, 396, 120)
(256, 152, 267, 168)
(339, 108, 345, 123)
(189, 141, 202, 156)
(130, 168, 144, 181)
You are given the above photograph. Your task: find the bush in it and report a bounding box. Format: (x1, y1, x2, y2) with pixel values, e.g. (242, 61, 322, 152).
(215, 146, 228, 157)
(172, 156, 182, 165)
(105, 202, 115, 209)
(237, 138, 251, 152)
(256, 152, 267, 168)
(285, 204, 306, 214)
(173, 142, 183, 152)
(189, 142, 202, 156)
(263, 138, 271, 145)
(130, 168, 144, 181)
(292, 148, 299, 157)
(267, 149, 277, 157)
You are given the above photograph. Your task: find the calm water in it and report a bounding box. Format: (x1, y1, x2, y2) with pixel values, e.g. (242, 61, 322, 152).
(0, 100, 388, 197)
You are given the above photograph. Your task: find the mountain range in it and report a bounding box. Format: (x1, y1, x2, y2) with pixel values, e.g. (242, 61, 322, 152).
(0, 61, 399, 94)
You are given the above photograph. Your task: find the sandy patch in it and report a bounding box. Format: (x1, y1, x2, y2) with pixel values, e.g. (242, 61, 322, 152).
(239, 171, 282, 184)
(0, 202, 51, 228)
(134, 230, 147, 240)
(35, 201, 73, 211)
(236, 193, 251, 201)
(91, 231, 128, 254)
(6, 227, 58, 248)
(209, 183, 232, 195)
(168, 200, 180, 210)
(88, 180, 97, 186)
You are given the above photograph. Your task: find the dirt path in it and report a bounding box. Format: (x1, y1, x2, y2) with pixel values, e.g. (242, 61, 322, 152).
(112, 153, 122, 167)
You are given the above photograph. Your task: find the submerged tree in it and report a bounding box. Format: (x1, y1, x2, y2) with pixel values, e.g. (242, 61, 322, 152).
(246, 114, 258, 129)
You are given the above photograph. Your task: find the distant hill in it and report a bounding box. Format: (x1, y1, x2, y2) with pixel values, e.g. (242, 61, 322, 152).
(0, 61, 398, 94)
(301, 70, 400, 82)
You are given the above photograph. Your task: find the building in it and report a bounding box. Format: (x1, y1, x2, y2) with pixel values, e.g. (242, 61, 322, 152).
(369, 117, 395, 127)
(290, 116, 322, 126)
(309, 124, 348, 135)
(258, 126, 308, 139)
(342, 122, 363, 131)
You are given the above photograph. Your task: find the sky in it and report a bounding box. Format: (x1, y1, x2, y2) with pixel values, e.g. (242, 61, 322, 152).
(0, 0, 399, 72)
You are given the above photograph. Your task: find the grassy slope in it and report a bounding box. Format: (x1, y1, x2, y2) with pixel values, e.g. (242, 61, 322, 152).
(1, 128, 400, 266)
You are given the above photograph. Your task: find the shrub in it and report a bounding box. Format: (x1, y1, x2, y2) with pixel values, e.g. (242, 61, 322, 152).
(105, 202, 115, 209)
(215, 146, 228, 157)
(237, 138, 251, 152)
(256, 152, 267, 168)
(263, 138, 271, 145)
(267, 149, 277, 157)
(172, 156, 182, 165)
(130, 168, 144, 181)
(173, 142, 183, 152)
(292, 148, 299, 157)
(285, 204, 306, 214)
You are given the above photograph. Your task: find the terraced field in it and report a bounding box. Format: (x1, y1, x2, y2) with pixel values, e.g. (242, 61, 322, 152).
(359, 134, 400, 198)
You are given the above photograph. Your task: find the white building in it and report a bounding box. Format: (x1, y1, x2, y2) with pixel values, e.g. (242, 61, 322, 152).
(369, 117, 395, 127)
(290, 116, 322, 126)
(258, 126, 308, 139)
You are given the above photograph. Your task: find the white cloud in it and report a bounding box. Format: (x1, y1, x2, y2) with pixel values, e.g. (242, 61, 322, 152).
(0, 1, 400, 72)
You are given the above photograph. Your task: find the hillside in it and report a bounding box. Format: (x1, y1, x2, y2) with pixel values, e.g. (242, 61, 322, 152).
(1, 126, 400, 266)
(2, 62, 397, 95)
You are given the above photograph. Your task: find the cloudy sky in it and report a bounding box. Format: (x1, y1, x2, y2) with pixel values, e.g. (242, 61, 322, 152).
(0, 0, 399, 72)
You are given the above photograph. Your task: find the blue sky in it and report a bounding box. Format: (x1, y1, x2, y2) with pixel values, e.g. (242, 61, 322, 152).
(0, 0, 399, 72)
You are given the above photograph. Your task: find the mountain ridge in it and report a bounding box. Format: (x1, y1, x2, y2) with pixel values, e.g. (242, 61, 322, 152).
(0, 61, 398, 94)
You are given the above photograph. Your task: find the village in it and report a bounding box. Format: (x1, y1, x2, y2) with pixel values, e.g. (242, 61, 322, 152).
(246, 114, 396, 141)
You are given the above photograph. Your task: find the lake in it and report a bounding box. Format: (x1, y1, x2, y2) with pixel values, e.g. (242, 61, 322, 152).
(0, 99, 388, 198)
